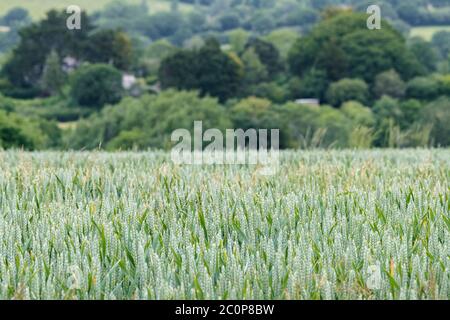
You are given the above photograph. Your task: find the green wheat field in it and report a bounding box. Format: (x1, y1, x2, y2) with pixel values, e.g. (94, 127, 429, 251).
(0, 150, 448, 300)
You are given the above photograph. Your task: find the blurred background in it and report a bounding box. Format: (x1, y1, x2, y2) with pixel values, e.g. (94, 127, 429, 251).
(0, 0, 448, 150)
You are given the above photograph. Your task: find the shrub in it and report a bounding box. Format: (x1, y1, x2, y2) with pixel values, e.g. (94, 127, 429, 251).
(0, 109, 56, 149)
(325, 78, 369, 107)
(373, 69, 406, 99)
(405, 76, 440, 100)
(421, 97, 450, 147)
(65, 90, 231, 150)
(281, 103, 352, 148)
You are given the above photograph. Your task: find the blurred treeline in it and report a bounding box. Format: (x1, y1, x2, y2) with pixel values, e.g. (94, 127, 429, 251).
(0, 0, 449, 150)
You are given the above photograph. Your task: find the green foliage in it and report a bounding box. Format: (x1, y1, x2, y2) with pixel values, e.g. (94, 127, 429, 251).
(228, 28, 250, 54)
(289, 69, 328, 100)
(250, 81, 289, 104)
(372, 96, 432, 148)
(341, 100, 376, 148)
(0, 108, 60, 150)
(65, 90, 231, 150)
(0, 4, 448, 151)
(106, 129, 148, 150)
(230, 97, 283, 137)
(326, 78, 369, 107)
(263, 29, 299, 59)
(245, 38, 283, 76)
(288, 13, 422, 89)
(421, 97, 450, 147)
(406, 76, 441, 100)
(140, 40, 177, 76)
(70, 64, 124, 109)
(241, 48, 268, 87)
(281, 103, 352, 148)
(409, 38, 440, 73)
(341, 29, 423, 82)
(437, 74, 450, 95)
(218, 13, 241, 31)
(84, 30, 133, 71)
(2, 10, 92, 90)
(432, 31, 450, 58)
(40, 50, 66, 96)
(159, 38, 243, 102)
(341, 101, 375, 127)
(373, 69, 406, 99)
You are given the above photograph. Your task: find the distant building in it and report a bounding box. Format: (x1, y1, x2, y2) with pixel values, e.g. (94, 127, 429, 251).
(62, 56, 79, 73)
(122, 73, 137, 90)
(295, 99, 320, 107)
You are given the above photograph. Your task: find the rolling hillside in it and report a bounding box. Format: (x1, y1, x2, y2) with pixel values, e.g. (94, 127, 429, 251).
(410, 25, 450, 41)
(0, 0, 192, 19)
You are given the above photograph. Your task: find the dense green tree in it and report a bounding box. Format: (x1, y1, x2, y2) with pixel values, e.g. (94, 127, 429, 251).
(289, 13, 423, 86)
(139, 40, 177, 76)
(241, 48, 268, 86)
(409, 38, 439, 73)
(316, 38, 348, 81)
(195, 39, 243, 102)
(289, 68, 328, 101)
(251, 81, 289, 104)
(40, 51, 66, 96)
(187, 11, 206, 33)
(284, 7, 319, 27)
(183, 36, 205, 50)
(228, 29, 250, 54)
(399, 99, 423, 128)
(218, 13, 241, 31)
(245, 38, 282, 76)
(84, 30, 133, 70)
(94, 0, 150, 36)
(341, 30, 423, 82)
(397, 3, 422, 25)
(158, 50, 198, 90)
(250, 12, 275, 33)
(373, 96, 403, 123)
(373, 69, 406, 99)
(2, 10, 92, 90)
(159, 38, 243, 102)
(326, 78, 369, 107)
(405, 77, 441, 100)
(70, 64, 124, 108)
(437, 74, 450, 96)
(144, 12, 186, 40)
(263, 29, 298, 59)
(432, 31, 450, 58)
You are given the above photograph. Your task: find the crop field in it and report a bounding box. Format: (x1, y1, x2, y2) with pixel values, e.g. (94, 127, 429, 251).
(0, 150, 448, 300)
